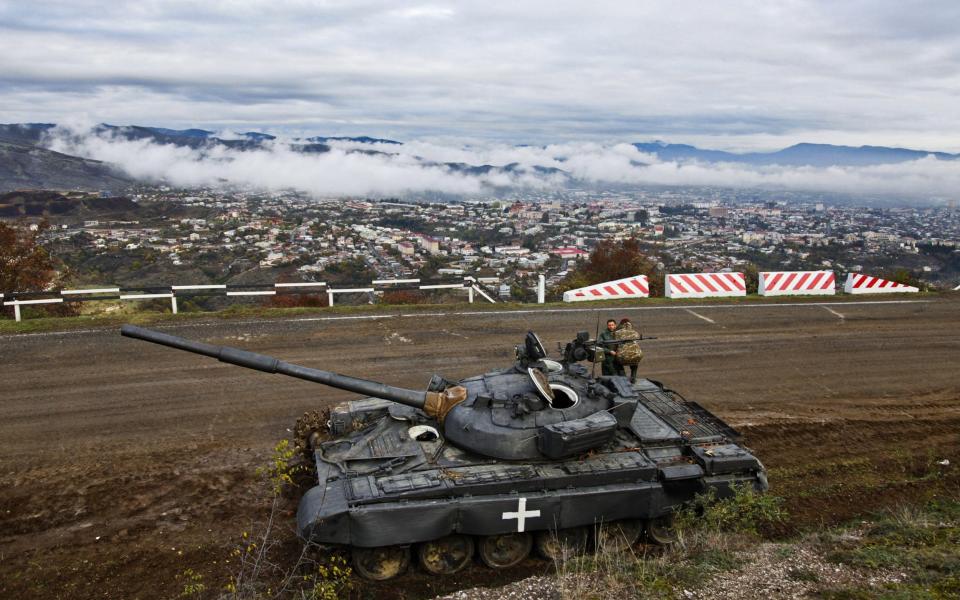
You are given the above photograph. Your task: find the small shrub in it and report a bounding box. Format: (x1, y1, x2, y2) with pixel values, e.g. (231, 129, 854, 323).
(676, 483, 788, 537)
(298, 554, 352, 600)
(178, 568, 206, 598)
(268, 294, 328, 309)
(219, 440, 356, 600)
(256, 439, 304, 497)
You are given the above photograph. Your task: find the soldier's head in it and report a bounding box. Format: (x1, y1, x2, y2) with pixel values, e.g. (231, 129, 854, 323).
(619, 318, 631, 327)
(606, 319, 617, 331)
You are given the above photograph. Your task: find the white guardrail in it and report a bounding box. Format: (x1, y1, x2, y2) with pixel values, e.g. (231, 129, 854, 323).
(2, 276, 500, 322)
(2, 269, 927, 322)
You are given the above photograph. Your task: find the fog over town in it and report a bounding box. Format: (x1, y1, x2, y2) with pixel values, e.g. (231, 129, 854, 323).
(41, 123, 960, 201)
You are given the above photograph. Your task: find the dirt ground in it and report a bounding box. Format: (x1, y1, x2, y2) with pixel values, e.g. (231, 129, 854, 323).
(1, 296, 958, 599)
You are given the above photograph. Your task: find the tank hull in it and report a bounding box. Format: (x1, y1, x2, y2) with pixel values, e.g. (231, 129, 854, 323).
(297, 378, 767, 548)
(298, 471, 764, 547)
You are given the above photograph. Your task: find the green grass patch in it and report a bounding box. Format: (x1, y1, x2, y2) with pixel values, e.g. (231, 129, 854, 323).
(818, 499, 960, 598)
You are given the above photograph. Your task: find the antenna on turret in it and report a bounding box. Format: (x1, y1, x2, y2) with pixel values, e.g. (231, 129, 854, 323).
(591, 310, 600, 378)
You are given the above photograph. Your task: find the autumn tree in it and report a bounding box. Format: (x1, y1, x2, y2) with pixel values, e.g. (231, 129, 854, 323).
(0, 220, 57, 295)
(552, 238, 664, 299)
(0, 220, 76, 318)
(880, 268, 928, 291)
(265, 272, 329, 309)
(742, 263, 760, 294)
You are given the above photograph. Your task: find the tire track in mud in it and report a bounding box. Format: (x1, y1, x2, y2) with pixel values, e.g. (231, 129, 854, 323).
(744, 413, 960, 528)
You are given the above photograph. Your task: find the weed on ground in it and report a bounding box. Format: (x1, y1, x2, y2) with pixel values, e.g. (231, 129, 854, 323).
(815, 499, 960, 599)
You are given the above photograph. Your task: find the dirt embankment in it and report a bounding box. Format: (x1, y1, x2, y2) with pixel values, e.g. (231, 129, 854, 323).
(1, 297, 958, 598)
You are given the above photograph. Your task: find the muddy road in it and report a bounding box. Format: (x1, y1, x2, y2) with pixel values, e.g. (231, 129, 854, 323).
(2, 297, 959, 598)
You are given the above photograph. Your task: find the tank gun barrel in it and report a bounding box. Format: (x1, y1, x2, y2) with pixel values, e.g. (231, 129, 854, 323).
(121, 325, 429, 408)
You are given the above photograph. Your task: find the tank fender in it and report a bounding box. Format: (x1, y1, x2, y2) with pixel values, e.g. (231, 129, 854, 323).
(297, 482, 350, 544)
(350, 500, 459, 547)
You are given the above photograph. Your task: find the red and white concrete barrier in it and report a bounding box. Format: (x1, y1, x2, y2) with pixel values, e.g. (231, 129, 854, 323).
(759, 271, 835, 296)
(844, 273, 918, 294)
(563, 275, 649, 302)
(665, 272, 746, 299)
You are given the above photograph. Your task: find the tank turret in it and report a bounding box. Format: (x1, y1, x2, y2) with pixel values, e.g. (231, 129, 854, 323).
(122, 325, 632, 461)
(121, 324, 768, 581)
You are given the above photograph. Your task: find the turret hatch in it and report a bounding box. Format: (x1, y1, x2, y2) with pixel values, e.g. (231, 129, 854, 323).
(527, 367, 555, 405)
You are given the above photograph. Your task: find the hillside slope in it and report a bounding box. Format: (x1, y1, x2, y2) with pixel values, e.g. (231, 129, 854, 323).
(0, 140, 132, 193)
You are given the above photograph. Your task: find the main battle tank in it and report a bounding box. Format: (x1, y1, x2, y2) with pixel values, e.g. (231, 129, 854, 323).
(121, 325, 767, 580)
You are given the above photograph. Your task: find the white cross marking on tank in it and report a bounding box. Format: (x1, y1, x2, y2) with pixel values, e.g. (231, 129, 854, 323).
(502, 497, 540, 533)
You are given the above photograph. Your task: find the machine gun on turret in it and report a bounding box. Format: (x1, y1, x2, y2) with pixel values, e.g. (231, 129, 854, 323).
(560, 330, 658, 365)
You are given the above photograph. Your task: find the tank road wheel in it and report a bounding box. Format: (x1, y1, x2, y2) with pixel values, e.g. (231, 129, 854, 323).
(534, 526, 589, 562)
(352, 545, 411, 581)
(594, 519, 643, 553)
(417, 534, 475, 575)
(645, 515, 678, 546)
(478, 533, 533, 569)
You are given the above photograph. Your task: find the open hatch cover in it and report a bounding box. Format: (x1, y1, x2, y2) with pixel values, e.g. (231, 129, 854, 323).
(527, 367, 555, 405)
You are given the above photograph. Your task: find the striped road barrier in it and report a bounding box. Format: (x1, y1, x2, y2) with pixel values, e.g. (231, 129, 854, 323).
(759, 271, 835, 296)
(563, 275, 649, 302)
(3, 277, 496, 321)
(665, 272, 746, 299)
(844, 273, 919, 294)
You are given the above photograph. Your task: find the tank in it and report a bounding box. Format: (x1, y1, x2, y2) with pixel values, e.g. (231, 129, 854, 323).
(121, 325, 768, 580)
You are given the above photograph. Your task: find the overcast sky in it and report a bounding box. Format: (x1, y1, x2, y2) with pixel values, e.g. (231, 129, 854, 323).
(2, 1, 959, 151)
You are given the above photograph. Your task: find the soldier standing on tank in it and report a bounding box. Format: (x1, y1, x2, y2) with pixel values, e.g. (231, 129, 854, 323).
(598, 319, 624, 376)
(615, 318, 643, 384)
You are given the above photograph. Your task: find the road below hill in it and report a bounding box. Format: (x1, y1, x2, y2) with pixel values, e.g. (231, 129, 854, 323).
(2, 297, 959, 599)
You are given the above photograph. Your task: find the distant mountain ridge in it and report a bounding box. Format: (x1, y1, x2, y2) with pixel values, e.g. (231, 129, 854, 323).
(3, 122, 954, 167)
(632, 141, 959, 167)
(0, 123, 402, 153)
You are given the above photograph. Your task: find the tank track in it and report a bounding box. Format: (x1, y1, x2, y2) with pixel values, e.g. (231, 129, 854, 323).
(344, 517, 676, 580)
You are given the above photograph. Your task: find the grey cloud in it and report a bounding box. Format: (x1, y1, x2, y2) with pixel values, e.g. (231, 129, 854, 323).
(1, 1, 959, 151)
